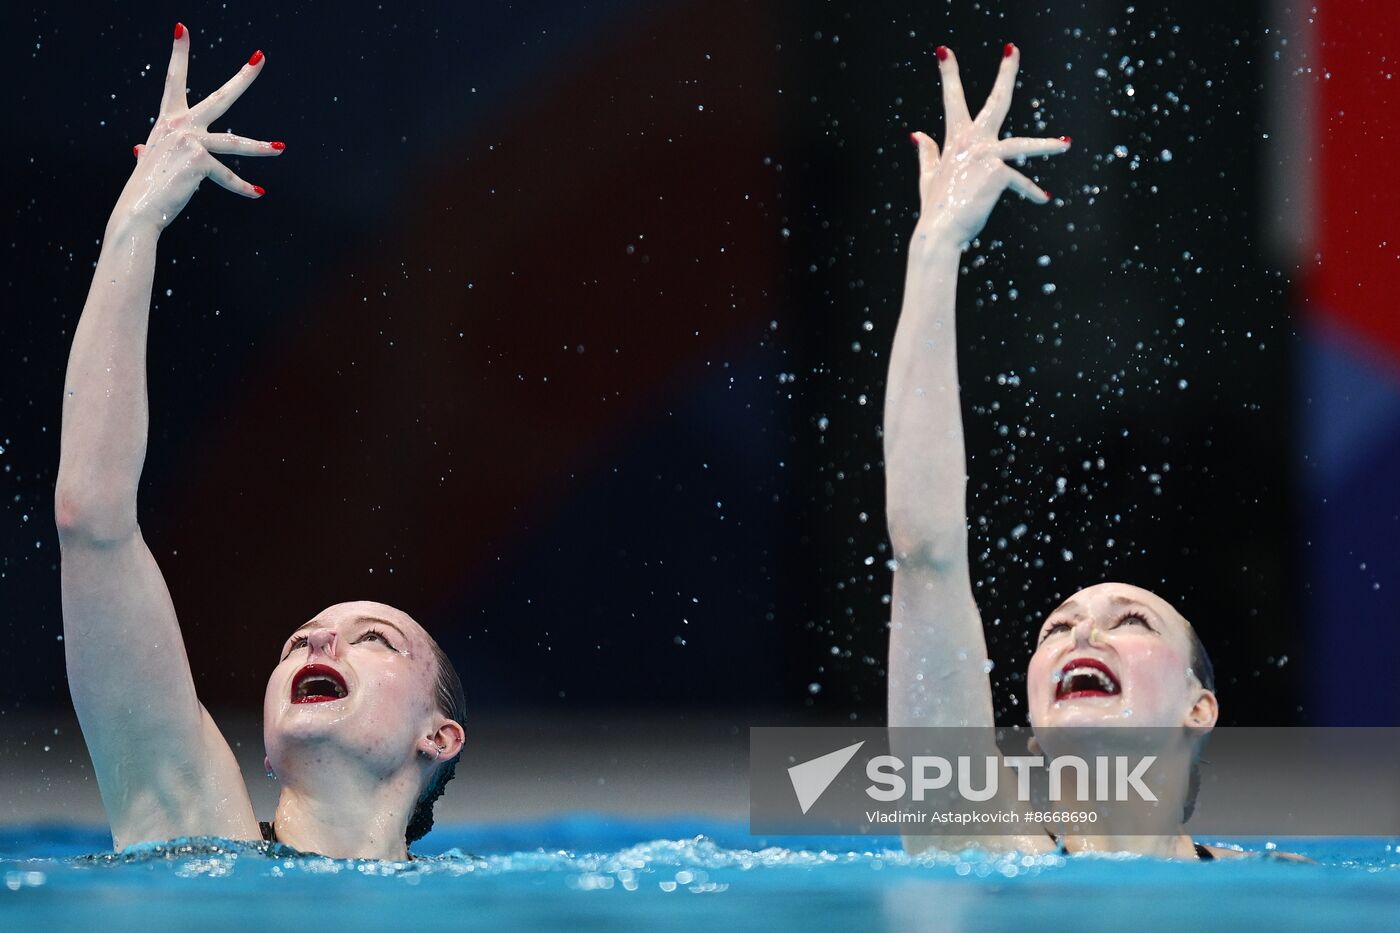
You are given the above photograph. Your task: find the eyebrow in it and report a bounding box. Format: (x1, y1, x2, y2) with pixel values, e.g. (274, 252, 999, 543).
(1106, 595, 1159, 618)
(291, 615, 410, 644)
(1048, 597, 1083, 618)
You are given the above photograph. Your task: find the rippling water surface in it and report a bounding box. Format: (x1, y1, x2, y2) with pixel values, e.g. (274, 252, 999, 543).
(2, 820, 1398, 931)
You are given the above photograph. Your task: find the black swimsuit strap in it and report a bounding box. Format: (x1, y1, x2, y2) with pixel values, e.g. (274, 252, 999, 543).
(1049, 831, 1214, 861)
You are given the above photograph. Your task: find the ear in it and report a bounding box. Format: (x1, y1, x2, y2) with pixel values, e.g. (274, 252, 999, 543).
(416, 718, 466, 761)
(1184, 689, 1218, 730)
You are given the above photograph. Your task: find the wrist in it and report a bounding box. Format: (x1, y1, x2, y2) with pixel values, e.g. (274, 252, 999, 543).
(909, 216, 966, 261)
(104, 208, 162, 244)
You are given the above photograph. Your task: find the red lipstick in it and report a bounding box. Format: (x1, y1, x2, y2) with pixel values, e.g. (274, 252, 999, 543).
(1055, 657, 1122, 700)
(290, 663, 349, 704)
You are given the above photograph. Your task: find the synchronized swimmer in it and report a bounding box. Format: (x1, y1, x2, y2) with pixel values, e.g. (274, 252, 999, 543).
(881, 44, 1299, 861)
(56, 25, 463, 861)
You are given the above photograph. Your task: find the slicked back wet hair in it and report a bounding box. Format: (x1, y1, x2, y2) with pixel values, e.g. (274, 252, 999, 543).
(1183, 622, 1215, 822)
(1185, 624, 1215, 694)
(405, 636, 466, 846)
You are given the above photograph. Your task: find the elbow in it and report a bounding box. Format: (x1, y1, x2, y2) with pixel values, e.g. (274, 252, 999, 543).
(886, 511, 968, 574)
(54, 484, 137, 545)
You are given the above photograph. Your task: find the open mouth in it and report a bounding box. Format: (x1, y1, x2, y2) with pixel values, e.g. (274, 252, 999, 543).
(290, 663, 349, 704)
(1055, 657, 1122, 701)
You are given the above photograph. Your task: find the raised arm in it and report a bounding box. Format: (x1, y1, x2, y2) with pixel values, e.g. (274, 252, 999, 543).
(54, 24, 280, 848)
(885, 45, 1069, 730)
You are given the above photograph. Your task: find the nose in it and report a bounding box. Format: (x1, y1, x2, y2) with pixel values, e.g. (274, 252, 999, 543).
(307, 627, 340, 660)
(1072, 618, 1101, 649)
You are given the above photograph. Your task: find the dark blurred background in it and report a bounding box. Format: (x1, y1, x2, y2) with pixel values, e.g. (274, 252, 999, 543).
(1, 0, 1393, 733)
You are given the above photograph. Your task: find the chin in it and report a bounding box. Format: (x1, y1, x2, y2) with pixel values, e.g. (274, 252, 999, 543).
(1038, 698, 1132, 726)
(1032, 707, 1122, 759)
(265, 699, 356, 748)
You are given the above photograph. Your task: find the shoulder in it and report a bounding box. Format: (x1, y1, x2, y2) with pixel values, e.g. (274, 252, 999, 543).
(1260, 849, 1314, 863)
(1199, 843, 1312, 863)
(1199, 843, 1249, 860)
(902, 831, 1055, 856)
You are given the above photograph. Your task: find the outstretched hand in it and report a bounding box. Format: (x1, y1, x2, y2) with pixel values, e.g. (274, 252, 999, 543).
(911, 44, 1069, 244)
(119, 23, 282, 230)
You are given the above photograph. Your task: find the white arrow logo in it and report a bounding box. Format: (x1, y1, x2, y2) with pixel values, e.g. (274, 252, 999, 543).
(787, 741, 865, 814)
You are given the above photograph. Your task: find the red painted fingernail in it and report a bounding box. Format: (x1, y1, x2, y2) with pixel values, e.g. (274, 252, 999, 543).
(1043, 190, 1053, 200)
(270, 141, 286, 151)
(249, 49, 264, 66)
(174, 23, 185, 40)
(909, 132, 919, 147)
(1059, 135, 1072, 144)
(252, 185, 266, 197)
(132, 145, 140, 157)
(936, 46, 949, 62)
(1004, 43, 1015, 57)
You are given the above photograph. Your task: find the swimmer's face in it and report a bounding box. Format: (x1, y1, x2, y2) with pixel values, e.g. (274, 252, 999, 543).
(263, 600, 457, 779)
(1026, 583, 1217, 732)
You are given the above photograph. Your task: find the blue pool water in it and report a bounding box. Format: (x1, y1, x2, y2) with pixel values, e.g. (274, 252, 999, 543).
(2, 819, 1398, 931)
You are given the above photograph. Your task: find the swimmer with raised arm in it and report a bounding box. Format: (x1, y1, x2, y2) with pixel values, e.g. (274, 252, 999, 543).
(884, 44, 1242, 860)
(54, 25, 465, 860)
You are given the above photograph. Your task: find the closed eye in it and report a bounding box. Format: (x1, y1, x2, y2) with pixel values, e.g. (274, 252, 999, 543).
(1038, 620, 1071, 644)
(281, 635, 308, 661)
(355, 628, 397, 650)
(1114, 612, 1155, 631)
